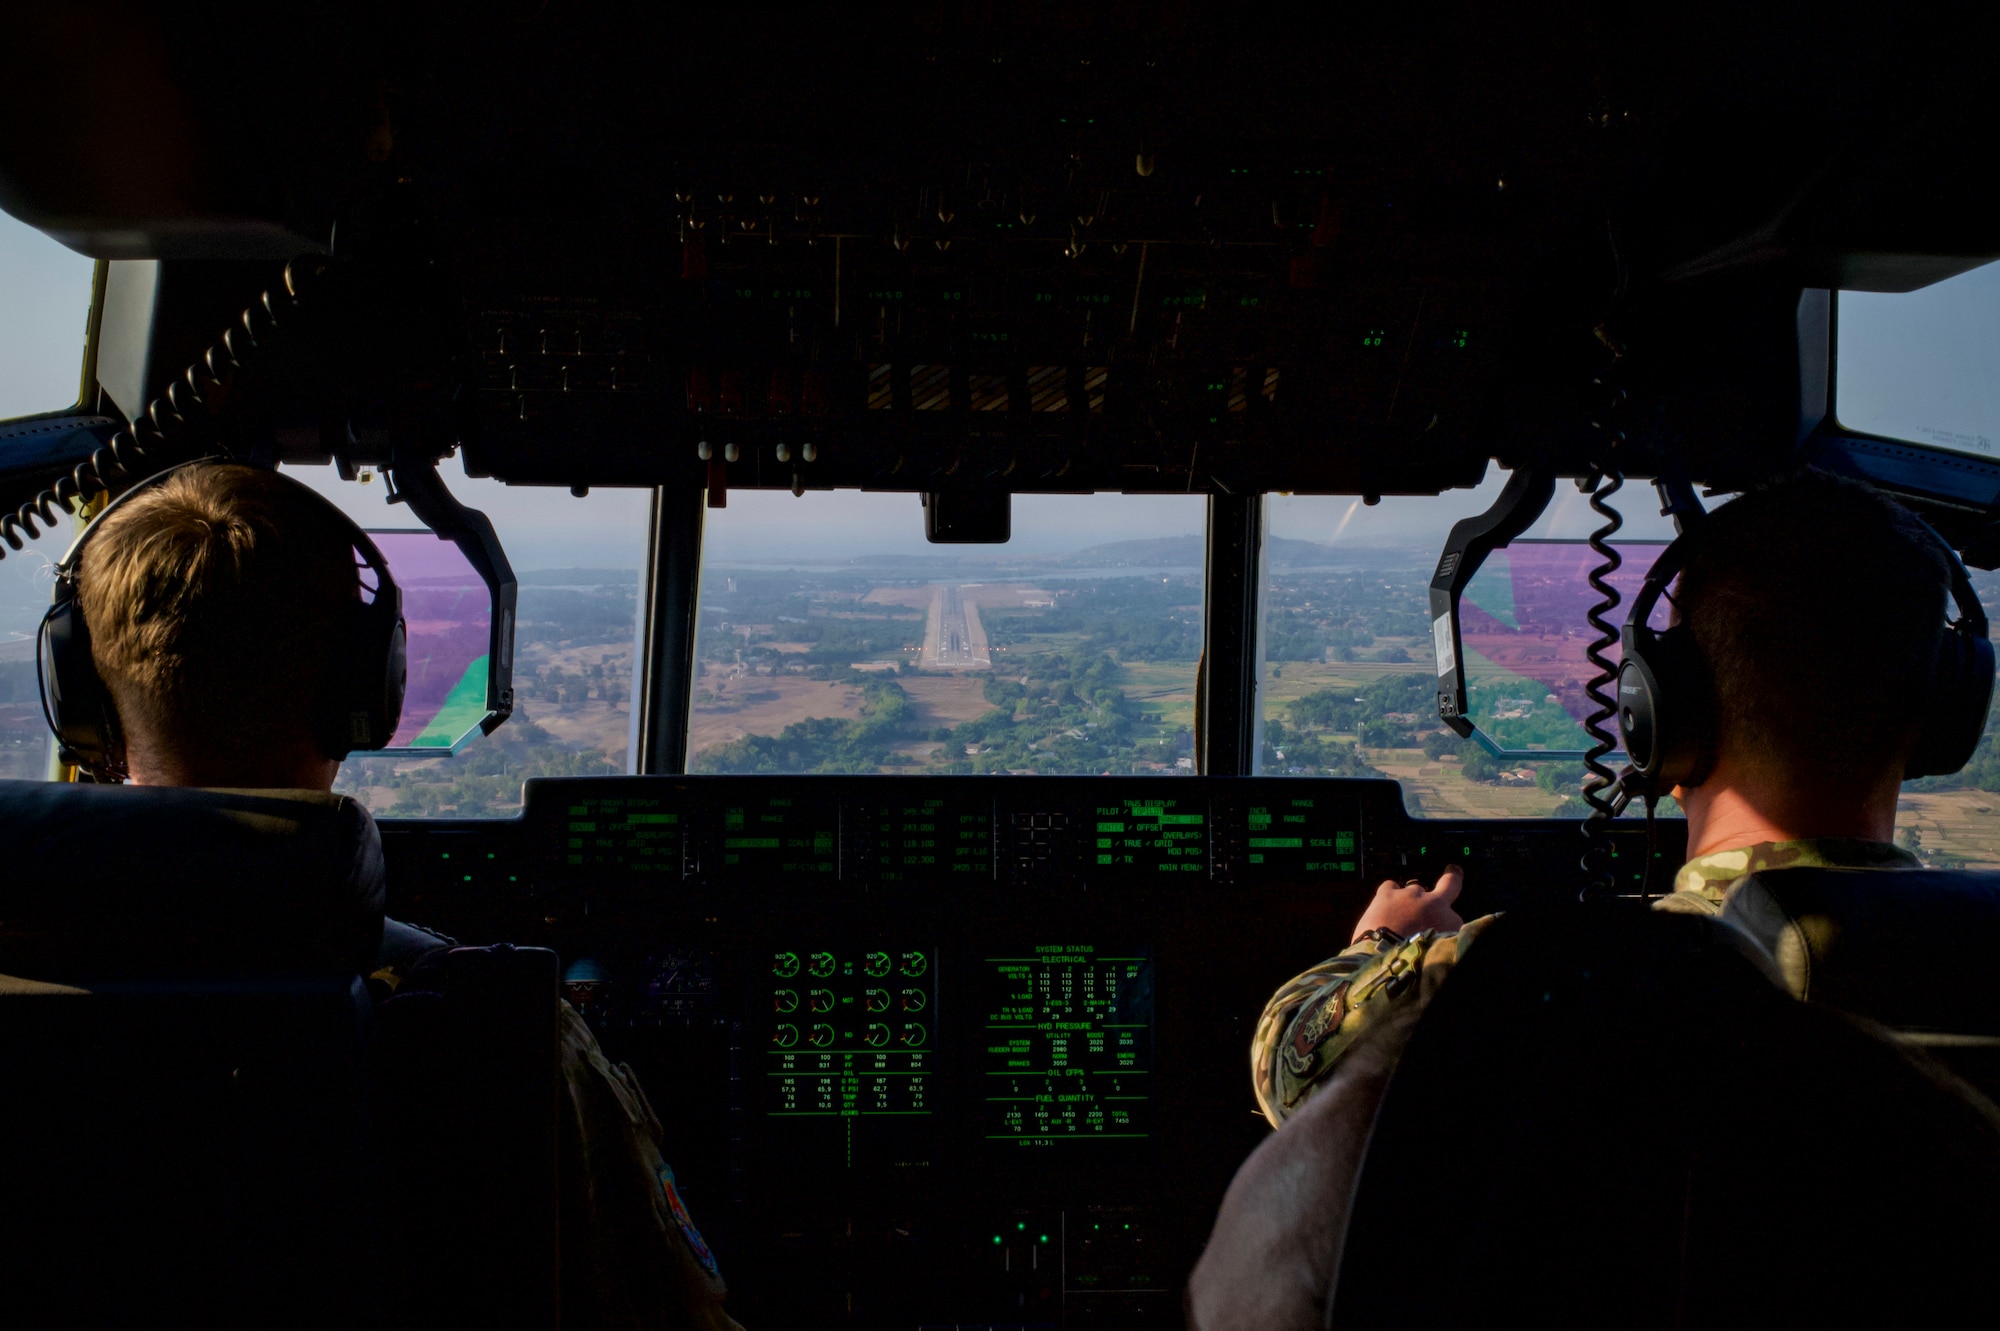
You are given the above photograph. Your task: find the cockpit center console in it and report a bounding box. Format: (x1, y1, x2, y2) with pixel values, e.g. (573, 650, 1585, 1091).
(377, 776, 1680, 1327)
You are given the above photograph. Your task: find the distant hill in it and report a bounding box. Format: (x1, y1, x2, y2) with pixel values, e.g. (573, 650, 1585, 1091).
(515, 568, 642, 585)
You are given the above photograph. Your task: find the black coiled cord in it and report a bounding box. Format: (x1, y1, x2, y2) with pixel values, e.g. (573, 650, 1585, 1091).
(1577, 467, 1626, 898)
(0, 255, 331, 557)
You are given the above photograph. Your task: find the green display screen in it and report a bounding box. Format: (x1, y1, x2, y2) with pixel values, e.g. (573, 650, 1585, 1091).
(766, 945, 936, 1169)
(982, 944, 1154, 1152)
(1093, 796, 1207, 875)
(722, 797, 836, 877)
(562, 797, 682, 874)
(853, 796, 993, 882)
(1245, 796, 1362, 878)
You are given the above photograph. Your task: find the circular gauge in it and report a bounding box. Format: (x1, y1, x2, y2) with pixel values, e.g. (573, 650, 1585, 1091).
(865, 1023, 891, 1047)
(899, 951, 928, 977)
(809, 988, 835, 1013)
(900, 1022, 928, 1048)
(773, 989, 799, 1013)
(901, 988, 928, 1012)
(863, 951, 892, 978)
(639, 949, 719, 1022)
(808, 952, 838, 978)
(773, 951, 801, 978)
(773, 1023, 800, 1048)
(809, 1023, 836, 1048)
(865, 988, 891, 1013)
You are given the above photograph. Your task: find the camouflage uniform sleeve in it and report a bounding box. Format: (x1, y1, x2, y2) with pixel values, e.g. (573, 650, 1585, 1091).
(556, 1002, 744, 1331)
(1251, 915, 1499, 1128)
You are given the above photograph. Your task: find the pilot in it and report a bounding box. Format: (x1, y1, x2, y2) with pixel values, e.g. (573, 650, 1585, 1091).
(1189, 467, 1971, 1329)
(70, 461, 742, 1331)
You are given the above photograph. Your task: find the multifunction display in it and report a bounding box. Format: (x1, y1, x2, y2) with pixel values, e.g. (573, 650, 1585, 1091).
(1093, 796, 1207, 875)
(982, 944, 1154, 1152)
(1244, 795, 1362, 879)
(561, 795, 682, 873)
(722, 796, 837, 877)
(766, 945, 936, 1169)
(851, 795, 993, 882)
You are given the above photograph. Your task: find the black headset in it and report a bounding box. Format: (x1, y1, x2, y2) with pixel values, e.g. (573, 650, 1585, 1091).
(36, 461, 408, 779)
(1617, 518, 1996, 792)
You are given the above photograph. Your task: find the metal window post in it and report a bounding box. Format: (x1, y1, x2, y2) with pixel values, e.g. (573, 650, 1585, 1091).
(636, 483, 707, 774)
(1202, 491, 1264, 776)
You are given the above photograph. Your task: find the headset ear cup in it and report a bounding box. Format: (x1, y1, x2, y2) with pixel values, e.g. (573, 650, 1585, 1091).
(1906, 626, 1995, 779)
(38, 593, 122, 776)
(1619, 623, 1713, 792)
(381, 619, 407, 744)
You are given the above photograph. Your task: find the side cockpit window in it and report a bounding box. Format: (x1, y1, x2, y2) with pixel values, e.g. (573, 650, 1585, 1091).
(0, 208, 97, 780)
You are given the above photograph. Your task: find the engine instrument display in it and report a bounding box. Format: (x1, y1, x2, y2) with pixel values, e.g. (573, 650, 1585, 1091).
(722, 796, 837, 878)
(1243, 795, 1363, 880)
(981, 944, 1154, 1153)
(766, 944, 937, 1169)
(1093, 796, 1207, 876)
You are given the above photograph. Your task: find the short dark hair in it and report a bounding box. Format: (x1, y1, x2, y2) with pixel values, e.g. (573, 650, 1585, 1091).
(1677, 468, 1954, 784)
(77, 464, 358, 765)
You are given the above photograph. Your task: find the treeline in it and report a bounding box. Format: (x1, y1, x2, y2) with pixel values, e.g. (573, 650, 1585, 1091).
(1268, 674, 1599, 814)
(689, 650, 1190, 777)
(334, 716, 625, 818)
(692, 678, 922, 774)
(981, 580, 1203, 662)
(695, 569, 924, 670)
(516, 583, 640, 648)
(1262, 569, 1432, 662)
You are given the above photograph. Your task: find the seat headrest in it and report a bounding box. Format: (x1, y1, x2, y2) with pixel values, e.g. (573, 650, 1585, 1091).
(0, 780, 385, 982)
(1722, 866, 2000, 1033)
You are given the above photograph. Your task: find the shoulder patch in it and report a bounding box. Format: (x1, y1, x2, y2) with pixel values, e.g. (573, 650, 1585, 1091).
(657, 1160, 721, 1280)
(1289, 978, 1352, 1064)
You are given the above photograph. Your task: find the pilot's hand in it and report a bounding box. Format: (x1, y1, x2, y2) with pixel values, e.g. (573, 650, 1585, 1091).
(1350, 865, 1464, 944)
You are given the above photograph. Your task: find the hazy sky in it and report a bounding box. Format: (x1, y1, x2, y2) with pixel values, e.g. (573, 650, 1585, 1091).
(0, 212, 92, 420)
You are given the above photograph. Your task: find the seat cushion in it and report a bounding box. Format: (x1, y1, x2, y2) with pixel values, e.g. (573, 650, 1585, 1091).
(0, 780, 385, 981)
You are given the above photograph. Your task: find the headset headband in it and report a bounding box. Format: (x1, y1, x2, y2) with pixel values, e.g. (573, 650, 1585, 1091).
(53, 459, 398, 593)
(1628, 512, 1987, 638)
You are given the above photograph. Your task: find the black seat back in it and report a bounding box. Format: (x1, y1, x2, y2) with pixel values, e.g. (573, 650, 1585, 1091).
(1722, 866, 2000, 1097)
(1329, 906, 2000, 1330)
(371, 944, 563, 1331)
(0, 780, 389, 1329)
(0, 974, 379, 1330)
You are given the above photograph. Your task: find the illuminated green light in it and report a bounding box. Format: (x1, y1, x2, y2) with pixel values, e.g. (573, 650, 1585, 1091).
(993, 1235, 1003, 1245)
(1017, 1222, 1026, 1231)
(1039, 1234, 1049, 1244)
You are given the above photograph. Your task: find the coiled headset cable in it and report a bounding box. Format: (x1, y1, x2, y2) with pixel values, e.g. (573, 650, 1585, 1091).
(0, 255, 332, 557)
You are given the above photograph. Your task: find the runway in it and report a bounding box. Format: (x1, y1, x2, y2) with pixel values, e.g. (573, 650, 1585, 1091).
(922, 583, 992, 669)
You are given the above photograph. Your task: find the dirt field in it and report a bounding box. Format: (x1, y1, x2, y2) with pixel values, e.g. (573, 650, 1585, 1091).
(690, 676, 871, 751)
(1897, 790, 2000, 868)
(897, 673, 999, 725)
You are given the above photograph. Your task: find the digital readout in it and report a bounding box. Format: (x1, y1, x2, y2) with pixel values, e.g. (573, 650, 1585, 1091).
(1093, 796, 1206, 874)
(983, 944, 1153, 1150)
(854, 797, 993, 882)
(1246, 796, 1361, 877)
(722, 797, 836, 876)
(562, 797, 681, 874)
(767, 945, 935, 1169)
